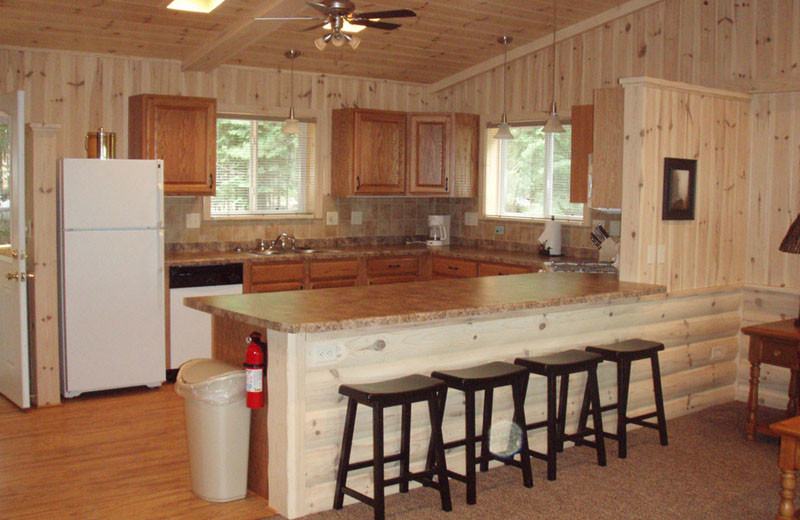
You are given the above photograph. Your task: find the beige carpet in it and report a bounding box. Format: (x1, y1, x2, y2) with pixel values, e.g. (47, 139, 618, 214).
(271, 402, 785, 520)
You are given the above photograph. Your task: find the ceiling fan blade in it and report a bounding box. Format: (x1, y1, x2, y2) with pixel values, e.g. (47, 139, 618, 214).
(255, 16, 322, 21)
(306, 2, 331, 15)
(301, 21, 329, 32)
(352, 9, 416, 19)
(350, 19, 401, 30)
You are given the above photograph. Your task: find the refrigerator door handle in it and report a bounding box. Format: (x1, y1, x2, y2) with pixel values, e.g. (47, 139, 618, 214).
(157, 229, 165, 313)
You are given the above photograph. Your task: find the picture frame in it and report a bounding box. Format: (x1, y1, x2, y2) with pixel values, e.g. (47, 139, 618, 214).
(662, 157, 696, 221)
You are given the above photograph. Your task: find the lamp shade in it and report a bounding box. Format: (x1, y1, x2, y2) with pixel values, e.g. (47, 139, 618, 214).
(494, 121, 514, 140)
(282, 117, 300, 135)
(779, 214, 800, 254)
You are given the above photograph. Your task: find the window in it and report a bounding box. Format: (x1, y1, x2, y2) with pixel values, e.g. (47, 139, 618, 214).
(210, 116, 317, 218)
(485, 124, 582, 221)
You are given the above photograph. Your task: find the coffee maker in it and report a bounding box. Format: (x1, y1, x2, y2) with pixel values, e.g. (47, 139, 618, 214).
(427, 215, 451, 246)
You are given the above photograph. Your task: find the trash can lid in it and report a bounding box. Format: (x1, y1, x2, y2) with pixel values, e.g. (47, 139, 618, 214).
(178, 358, 243, 384)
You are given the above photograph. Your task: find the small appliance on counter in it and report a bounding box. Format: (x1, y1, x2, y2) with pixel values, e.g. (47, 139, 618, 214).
(542, 260, 618, 274)
(84, 127, 116, 159)
(590, 224, 619, 263)
(537, 217, 562, 256)
(427, 215, 451, 246)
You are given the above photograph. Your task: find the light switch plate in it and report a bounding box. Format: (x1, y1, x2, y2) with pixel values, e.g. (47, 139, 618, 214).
(351, 211, 362, 225)
(326, 211, 339, 226)
(185, 213, 200, 229)
(465, 212, 478, 226)
(495, 225, 504, 235)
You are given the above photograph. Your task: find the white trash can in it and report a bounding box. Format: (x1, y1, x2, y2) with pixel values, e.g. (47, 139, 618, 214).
(175, 358, 251, 502)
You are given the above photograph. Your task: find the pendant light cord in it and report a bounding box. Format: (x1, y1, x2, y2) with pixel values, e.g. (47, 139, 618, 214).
(551, 0, 557, 111)
(502, 37, 508, 117)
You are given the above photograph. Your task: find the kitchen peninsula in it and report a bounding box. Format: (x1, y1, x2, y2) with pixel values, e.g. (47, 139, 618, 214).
(185, 272, 742, 519)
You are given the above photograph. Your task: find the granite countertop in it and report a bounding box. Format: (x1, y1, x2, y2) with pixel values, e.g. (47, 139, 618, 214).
(165, 244, 558, 268)
(184, 273, 664, 333)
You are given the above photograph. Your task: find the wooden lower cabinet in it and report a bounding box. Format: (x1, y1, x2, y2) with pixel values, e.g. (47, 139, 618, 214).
(246, 262, 305, 293)
(477, 262, 533, 277)
(366, 256, 420, 285)
(309, 259, 359, 289)
(432, 256, 478, 279)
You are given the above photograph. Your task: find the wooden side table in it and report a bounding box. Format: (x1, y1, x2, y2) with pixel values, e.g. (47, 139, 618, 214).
(770, 416, 800, 520)
(741, 319, 800, 440)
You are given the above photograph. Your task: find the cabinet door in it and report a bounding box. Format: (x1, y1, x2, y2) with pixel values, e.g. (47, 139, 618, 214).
(477, 262, 532, 277)
(366, 256, 419, 284)
(591, 88, 624, 209)
(451, 113, 479, 198)
(408, 114, 451, 195)
(354, 111, 406, 194)
(432, 256, 478, 278)
(245, 262, 305, 293)
(129, 95, 216, 196)
(569, 104, 593, 203)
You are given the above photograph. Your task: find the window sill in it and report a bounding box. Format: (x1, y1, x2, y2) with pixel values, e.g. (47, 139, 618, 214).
(482, 215, 587, 228)
(207, 213, 319, 222)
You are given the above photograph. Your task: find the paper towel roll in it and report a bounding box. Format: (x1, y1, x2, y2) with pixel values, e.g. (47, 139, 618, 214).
(537, 220, 562, 256)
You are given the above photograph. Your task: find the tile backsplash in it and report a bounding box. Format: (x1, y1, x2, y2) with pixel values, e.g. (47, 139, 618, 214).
(165, 195, 609, 258)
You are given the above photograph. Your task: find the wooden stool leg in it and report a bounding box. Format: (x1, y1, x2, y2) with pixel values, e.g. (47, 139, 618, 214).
(428, 392, 452, 512)
(425, 387, 448, 473)
(512, 376, 533, 488)
(480, 388, 494, 472)
(777, 468, 796, 520)
(373, 405, 385, 520)
(588, 367, 607, 467)
(789, 370, 799, 418)
(400, 403, 411, 493)
(650, 353, 669, 446)
(333, 398, 357, 510)
(557, 374, 570, 453)
(616, 361, 631, 459)
(546, 374, 558, 480)
(465, 389, 477, 504)
(577, 373, 592, 439)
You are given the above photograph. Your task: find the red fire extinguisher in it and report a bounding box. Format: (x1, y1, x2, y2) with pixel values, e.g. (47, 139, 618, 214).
(244, 332, 266, 409)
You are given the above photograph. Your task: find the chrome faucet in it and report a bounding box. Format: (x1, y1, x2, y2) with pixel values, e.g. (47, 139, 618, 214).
(271, 232, 296, 250)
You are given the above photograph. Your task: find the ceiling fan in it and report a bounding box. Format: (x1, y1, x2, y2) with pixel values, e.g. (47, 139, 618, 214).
(256, 1, 417, 50)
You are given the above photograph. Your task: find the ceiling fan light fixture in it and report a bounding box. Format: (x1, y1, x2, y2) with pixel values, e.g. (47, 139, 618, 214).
(331, 33, 346, 47)
(314, 36, 328, 50)
(166, 0, 225, 13)
(323, 19, 368, 33)
(348, 34, 361, 49)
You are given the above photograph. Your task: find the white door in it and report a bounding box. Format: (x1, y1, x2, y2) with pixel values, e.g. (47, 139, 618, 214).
(0, 90, 30, 409)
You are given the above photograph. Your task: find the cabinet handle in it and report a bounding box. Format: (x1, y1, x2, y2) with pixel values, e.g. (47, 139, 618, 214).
(388, 264, 400, 268)
(445, 176, 449, 191)
(447, 266, 458, 271)
(356, 176, 361, 191)
(208, 172, 214, 188)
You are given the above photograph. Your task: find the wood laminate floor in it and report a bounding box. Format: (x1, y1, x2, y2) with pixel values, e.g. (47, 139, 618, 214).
(0, 384, 275, 520)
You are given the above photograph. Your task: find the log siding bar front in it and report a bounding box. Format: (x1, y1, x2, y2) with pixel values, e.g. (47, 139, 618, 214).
(185, 273, 742, 519)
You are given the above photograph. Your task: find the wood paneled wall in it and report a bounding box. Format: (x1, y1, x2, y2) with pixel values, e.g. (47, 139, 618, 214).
(433, 0, 800, 115)
(747, 92, 800, 290)
(618, 78, 751, 291)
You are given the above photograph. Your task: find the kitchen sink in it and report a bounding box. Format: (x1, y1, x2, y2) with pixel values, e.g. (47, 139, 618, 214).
(243, 248, 341, 256)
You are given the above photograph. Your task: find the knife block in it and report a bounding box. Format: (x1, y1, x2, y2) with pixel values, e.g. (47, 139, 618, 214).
(598, 238, 619, 263)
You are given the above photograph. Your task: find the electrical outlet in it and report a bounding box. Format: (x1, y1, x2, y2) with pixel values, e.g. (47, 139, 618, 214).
(710, 346, 725, 361)
(351, 211, 363, 225)
(464, 212, 478, 226)
(311, 344, 338, 365)
(185, 213, 200, 229)
(326, 211, 339, 226)
(495, 225, 504, 235)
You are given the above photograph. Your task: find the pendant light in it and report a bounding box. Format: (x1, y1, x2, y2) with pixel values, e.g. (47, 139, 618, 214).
(542, 0, 565, 134)
(494, 35, 514, 140)
(283, 50, 301, 135)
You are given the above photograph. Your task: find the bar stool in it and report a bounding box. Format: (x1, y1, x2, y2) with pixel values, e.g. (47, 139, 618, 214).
(578, 338, 669, 458)
(333, 374, 452, 520)
(515, 349, 606, 481)
(427, 362, 533, 505)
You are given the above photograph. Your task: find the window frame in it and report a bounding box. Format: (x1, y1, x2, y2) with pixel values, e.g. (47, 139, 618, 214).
(203, 108, 323, 221)
(483, 120, 587, 224)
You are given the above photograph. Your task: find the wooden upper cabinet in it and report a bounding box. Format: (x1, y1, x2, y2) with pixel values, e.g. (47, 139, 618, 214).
(570, 104, 594, 204)
(451, 113, 480, 198)
(591, 87, 624, 209)
(332, 109, 406, 196)
(408, 114, 452, 195)
(129, 94, 216, 196)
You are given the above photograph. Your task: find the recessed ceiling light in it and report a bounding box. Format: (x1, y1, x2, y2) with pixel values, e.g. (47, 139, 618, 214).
(322, 19, 369, 33)
(166, 0, 225, 13)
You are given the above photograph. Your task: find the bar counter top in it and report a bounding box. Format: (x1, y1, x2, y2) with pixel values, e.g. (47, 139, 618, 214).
(184, 272, 664, 333)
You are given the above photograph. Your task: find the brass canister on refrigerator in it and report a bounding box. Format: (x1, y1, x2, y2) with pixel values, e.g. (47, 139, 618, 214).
(85, 128, 116, 159)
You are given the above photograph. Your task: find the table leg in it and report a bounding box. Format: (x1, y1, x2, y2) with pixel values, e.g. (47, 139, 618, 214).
(789, 371, 799, 418)
(776, 468, 796, 520)
(747, 361, 761, 441)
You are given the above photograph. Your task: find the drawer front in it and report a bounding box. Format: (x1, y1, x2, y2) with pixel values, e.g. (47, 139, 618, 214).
(367, 256, 419, 277)
(310, 259, 359, 281)
(762, 341, 800, 369)
(477, 262, 532, 277)
(250, 262, 305, 284)
(368, 274, 418, 285)
(250, 281, 304, 293)
(432, 256, 478, 278)
(310, 279, 358, 289)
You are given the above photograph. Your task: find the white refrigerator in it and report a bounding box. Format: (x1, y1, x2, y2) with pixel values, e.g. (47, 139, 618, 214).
(58, 158, 166, 397)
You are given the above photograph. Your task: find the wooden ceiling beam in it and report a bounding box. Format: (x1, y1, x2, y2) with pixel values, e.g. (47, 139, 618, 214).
(181, 0, 307, 72)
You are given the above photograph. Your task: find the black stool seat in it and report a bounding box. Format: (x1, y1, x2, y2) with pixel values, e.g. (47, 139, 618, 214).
(431, 361, 528, 391)
(334, 374, 451, 520)
(579, 338, 668, 459)
(339, 374, 445, 407)
(515, 349, 606, 481)
(516, 350, 603, 375)
(586, 339, 664, 361)
(427, 361, 533, 505)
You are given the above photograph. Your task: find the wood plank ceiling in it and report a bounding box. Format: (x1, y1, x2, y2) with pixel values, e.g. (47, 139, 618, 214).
(0, 0, 625, 83)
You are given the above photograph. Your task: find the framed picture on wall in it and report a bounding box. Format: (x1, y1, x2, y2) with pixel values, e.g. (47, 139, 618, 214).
(662, 157, 697, 221)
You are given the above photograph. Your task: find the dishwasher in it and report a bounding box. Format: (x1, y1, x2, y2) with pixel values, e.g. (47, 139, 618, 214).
(168, 263, 243, 372)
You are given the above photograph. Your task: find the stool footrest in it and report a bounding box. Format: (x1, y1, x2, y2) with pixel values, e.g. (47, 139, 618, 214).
(347, 453, 403, 471)
(342, 486, 374, 507)
(384, 468, 439, 488)
(629, 418, 661, 430)
(524, 419, 547, 431)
